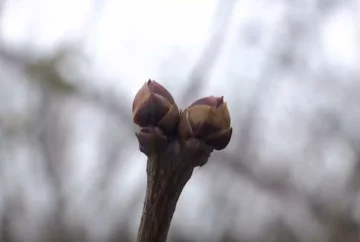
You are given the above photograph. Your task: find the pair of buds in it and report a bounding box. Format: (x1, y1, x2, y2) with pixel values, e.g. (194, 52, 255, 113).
(132, 80, 232, 152)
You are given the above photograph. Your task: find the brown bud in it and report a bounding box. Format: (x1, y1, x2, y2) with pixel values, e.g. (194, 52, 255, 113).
(132, 79, 180, 134)
(178, 96, 232, 150)
(135, 127, 168, 155)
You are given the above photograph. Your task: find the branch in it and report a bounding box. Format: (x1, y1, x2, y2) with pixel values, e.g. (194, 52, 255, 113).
(137, 137, 212, 242)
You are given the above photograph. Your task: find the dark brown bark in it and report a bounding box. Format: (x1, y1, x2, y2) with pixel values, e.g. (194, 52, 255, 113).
(136, 138, 212, 242)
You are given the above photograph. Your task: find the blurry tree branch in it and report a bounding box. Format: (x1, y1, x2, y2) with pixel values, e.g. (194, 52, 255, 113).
(0, 44, 136, 241)
(181, 0, 236, 105)
(0, 46, 133, 131)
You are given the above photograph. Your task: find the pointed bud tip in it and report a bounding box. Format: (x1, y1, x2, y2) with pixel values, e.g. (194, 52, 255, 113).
(147, 79, 157, 86)
(144, 79, 158, 88)
(216, 96, 224, 107)
(190, 96, 225, 108)
(145, 79, 175, 103)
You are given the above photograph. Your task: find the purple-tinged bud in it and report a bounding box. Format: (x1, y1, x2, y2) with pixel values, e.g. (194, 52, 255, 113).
(178, 96, 232, 150)
(132, 79, 180, 134)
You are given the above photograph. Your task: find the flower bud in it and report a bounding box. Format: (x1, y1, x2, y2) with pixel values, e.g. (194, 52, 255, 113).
(132, 79, 180, 134)
(178, 96, 232, 150)
(135, 127, 168, 156)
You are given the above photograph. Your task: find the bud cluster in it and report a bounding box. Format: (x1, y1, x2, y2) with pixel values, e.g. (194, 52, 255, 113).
(132, 79, 232, 155)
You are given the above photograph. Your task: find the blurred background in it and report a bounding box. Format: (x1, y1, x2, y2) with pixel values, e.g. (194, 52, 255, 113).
(1, 0, 360, 241)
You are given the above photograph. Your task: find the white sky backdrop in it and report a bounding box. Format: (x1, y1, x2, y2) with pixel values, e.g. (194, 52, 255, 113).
(3, 0, 359, 95)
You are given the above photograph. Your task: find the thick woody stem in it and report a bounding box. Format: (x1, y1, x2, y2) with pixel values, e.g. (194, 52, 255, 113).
(136, 138, 212, 242)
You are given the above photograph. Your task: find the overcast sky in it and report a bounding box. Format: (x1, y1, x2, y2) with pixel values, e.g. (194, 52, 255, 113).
(2, 0, 359, 96)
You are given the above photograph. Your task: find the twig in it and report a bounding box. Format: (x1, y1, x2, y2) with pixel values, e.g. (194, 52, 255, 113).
(136, 138, 212, 242)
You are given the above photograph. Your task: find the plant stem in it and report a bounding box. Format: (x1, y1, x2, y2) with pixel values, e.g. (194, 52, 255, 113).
(136, 140, 211, 242)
